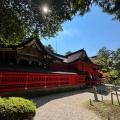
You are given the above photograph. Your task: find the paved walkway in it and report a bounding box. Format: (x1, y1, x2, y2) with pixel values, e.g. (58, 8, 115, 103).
(32, 84, 120, 120)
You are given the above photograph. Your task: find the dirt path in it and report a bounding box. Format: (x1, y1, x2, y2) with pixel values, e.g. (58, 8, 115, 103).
(32, 84, 120, 120)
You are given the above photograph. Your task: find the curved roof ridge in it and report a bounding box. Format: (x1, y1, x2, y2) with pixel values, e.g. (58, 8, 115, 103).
(53, 53, 66, 58)
(65, 48, 85, 57)
(63, 49, 94, 64)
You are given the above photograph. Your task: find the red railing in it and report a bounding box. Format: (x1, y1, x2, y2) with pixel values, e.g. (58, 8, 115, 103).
(0, 72, 87, 93)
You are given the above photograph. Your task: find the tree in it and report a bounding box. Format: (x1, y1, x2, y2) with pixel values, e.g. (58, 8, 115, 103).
(95, 47, 113, 70)
(112, 48, 120, 78)
(45, 44, 55, 53)
(94, 47, 120, 82)
(95, 47, 120, 78)
(0, 2, 26, 45)
(95, 47, 120, 105)
(96, 0, 120, 21)
(65, 51, 72, 56)
(1, 0, 120, 45)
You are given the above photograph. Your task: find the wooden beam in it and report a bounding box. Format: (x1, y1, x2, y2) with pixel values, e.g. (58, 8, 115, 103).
(0, 48, 14, 51)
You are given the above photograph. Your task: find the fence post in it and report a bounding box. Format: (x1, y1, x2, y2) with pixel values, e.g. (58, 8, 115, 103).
(108, 114, 110, 120)
(90, 99, 92, 106)
(111, 93, 113, 105)
(93, 86, 98, 101)
(101, 96, 103, 102)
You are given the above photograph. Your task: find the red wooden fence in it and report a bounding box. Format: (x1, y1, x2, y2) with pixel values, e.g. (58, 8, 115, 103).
(0, 71, 101, 93)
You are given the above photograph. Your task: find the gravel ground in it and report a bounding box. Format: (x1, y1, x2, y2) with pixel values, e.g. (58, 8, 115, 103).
(32, 84, 120, 120)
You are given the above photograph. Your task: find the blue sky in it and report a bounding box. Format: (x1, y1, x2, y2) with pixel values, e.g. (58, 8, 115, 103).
(41, 6, 120, 57)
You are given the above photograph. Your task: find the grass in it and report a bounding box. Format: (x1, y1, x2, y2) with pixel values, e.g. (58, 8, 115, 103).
(83, 100, 120, 120)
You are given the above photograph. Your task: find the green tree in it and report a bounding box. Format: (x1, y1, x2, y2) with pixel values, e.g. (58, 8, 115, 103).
(45, 44, 55, 53)
(65, 51, 72, 56)
(0, 2, 26, 45)
(112, 48, 120, 78)
(96, 0, 120, 21)
(1, 0, 120, 45)
(95, 47, 120, 105)
(0, 0, 64, 45)
(95, 47, 113, 69)
(95, 47, 120, 82)
(95, 47, 113, 72)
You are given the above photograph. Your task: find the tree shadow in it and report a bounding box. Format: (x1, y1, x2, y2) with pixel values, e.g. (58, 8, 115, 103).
(31, 88, 86, 108)
(96, 84, 110, 95)
(112, 85, 120, 92)
(31, 84, 112, 108)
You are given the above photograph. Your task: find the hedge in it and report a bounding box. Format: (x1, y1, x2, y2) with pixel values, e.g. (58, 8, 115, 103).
(0, 97, 36, 120)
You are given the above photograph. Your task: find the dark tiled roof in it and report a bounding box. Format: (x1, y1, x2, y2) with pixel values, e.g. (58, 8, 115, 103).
(0, 38, 63, 61)
(63, 49, 93, 64)
(0, 38, 94, 64)
(52, 53, 67, 60)
(43, 45, 65, 60)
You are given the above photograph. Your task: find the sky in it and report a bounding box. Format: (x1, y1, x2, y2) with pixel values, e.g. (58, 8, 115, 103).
(41, 5, 120, 57)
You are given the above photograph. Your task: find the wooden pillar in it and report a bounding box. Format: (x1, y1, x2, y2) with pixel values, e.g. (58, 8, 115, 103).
(2, 51, 5, 62)
(17, 59, 20, 63)
(29, 60, 32, 64)
(8, 51, 11, 63)
(39, 62, 41, 66)
(82, 64, 84, 71)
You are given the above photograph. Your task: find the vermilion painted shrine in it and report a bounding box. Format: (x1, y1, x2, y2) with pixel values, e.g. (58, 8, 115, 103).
(0, 38, 102, 93)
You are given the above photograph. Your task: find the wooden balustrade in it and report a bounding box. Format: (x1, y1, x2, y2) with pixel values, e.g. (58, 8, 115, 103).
(0, 72, 88, 93)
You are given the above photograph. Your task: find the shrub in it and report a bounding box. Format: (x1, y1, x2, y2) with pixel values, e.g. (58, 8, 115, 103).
(0, 97, 36, 120)
(116, 78, 120, 84)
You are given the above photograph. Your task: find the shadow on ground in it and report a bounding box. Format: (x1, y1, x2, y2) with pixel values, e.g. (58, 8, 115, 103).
(31, 84, 117, 108)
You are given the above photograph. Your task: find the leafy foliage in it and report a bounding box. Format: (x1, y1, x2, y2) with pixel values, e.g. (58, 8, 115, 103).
(96, 0, 120, 21)
(1, 0, 120, 45)
(0, 1, 26, 45)
(0, 97, 36, 120)
(96, 47, 113, 68)
(65, 51, 72, 56)
(94, 47, 120, 83)
(45, 44, 55, 53)
(113, 48, 120, 78)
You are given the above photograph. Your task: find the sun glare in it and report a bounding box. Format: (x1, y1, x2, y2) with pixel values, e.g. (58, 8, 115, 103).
(43, 6, 49, 13)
